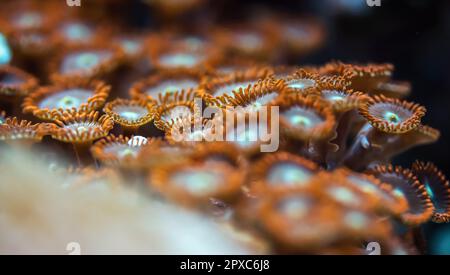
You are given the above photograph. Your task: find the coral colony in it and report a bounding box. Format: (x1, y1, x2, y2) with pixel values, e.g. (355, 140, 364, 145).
(0, 0, 449, 255)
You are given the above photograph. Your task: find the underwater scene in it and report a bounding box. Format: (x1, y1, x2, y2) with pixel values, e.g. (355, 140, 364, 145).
(0, 0, 449, 255)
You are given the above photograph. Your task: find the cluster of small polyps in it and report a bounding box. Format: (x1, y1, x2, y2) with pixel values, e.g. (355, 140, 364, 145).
(1, 61, 448, 254)
(0, 1, 449, 255)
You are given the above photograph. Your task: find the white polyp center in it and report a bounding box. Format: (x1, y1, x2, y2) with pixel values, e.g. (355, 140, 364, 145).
(65, 122, 99, 136)
(104, 144, 140, 159)
(113, 105, 148, 122)
(39, 89, 93, 110)
(119, 38, 141, 55)
(171, 166, 225, 196)
(118, 147, 138, 158)
(77, 126, 88, 133)
(62, 22, 93, 41)
(322, 90, 346, 102)
(288, 78, 316, 90)
(267, 162, 312, 186)
(14, 12, 42, 29)
(283, 106, 323, 129)
(159, 53, 202, 68)
(278, 196, 311, 220)
(122, 111, 140, 121)
(368, 103, 413, 126)
(61, 50, 112, 75)
(344, 211, 369, 230)
(327, 186, 361, 207)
